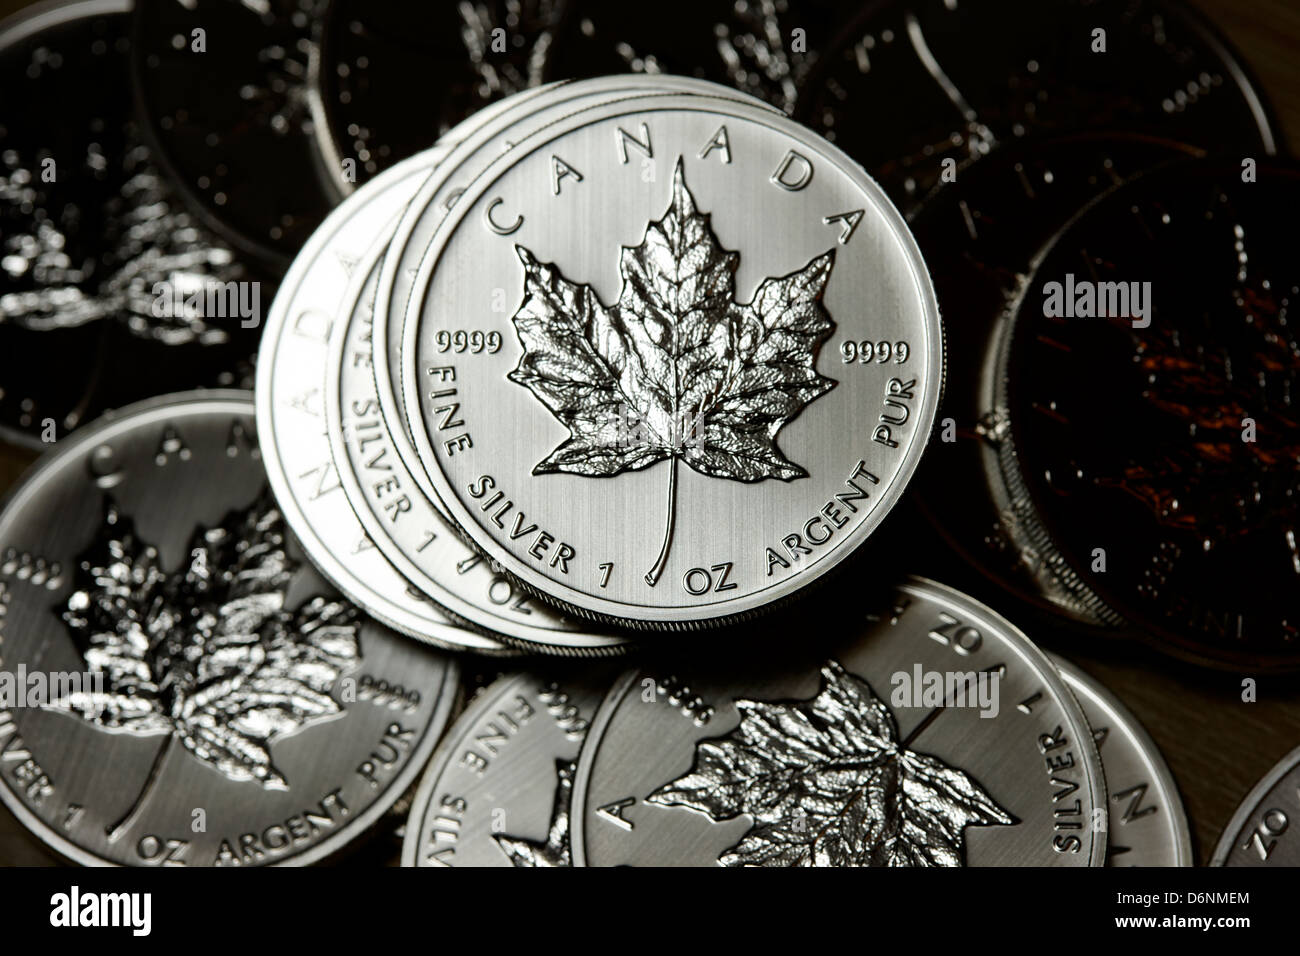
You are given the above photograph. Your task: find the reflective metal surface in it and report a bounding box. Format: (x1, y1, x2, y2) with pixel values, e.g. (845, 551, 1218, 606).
(401, 93, 943, 628)
(402, 668, 612, 867)
(1052, 653, 1192, 866)
(572, 577, 1106, 866)
(0, 392, 457, 866)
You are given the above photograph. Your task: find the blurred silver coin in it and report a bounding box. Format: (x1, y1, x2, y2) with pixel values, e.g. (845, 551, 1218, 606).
(328, 234, 624, 655)
(256, 148, 508, 654)
(1049, 654, 1191, 866)
(373, 76, 780, 523)
(0, 0, 269, 448)
(401, 669, 611, 867)
(1211, 745, 1300, 866)
(0, 392, 457, 866)
(572, 578, 1106, 866)
(400, 93, 942, 629)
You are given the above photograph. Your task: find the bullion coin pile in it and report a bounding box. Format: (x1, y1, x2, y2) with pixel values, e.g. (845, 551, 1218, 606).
(1, 0, 1297, 868)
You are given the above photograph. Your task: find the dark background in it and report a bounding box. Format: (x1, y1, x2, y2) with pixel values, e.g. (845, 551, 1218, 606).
(0, 0, 1297, 867)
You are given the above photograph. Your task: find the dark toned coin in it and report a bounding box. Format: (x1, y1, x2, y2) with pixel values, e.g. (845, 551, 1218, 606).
(316, 0, 564, 186)
(909, 132, 1203, 621)
(543, 0, 846, 113)
(798, 0, 1279, 215)
(0, 0, 269, 449)
(995, 158, 1300, 669)
(130, 0, 338, 266)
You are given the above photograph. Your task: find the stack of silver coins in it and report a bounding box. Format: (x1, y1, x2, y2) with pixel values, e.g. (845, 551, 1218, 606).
(2, 0, 1295, 869)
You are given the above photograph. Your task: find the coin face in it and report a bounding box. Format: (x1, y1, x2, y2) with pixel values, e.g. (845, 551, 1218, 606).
(316, 0, 564, 187)
(1211, 746, 1300, 866)
(908, 132, 1203, 621)
(994, 159, 1300, 669)
(572, 578, 1107, 866)
(401, 669, 611, 867)
(257, 150, 513, 653)
(798, 0, 1278, 215)
(402, 94, 942, 628)
(130, 0, 339, 266)
(0, 393, 457, 866)
(1050, 655, 1191, 866)
(0, 0, 268, 448)
(327, 241, 624, 654)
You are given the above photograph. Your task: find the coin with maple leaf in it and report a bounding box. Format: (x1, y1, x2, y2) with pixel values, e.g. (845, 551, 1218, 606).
(347, 77, 776, 653)
(571, 578, 1106, 866)
(400, 94, 942, 628)
(907, 131, 1204, 623)
(992, 158, 1300, 669)
(401, 669, 613, 867)
(0, 392, 456, 866)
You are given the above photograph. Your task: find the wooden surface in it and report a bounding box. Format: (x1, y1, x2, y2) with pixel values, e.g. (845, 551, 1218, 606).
(0, 0, 1297, 867)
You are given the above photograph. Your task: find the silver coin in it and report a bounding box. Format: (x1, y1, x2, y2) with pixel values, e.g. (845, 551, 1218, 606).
(327, 233, 626, 654)
(1049, 654, 1191, 866)
(341, 79, 766, 654)
(372, 76, 781, 522)
(400, 93, 943, 628)
(401, 669, 611, 867)
(571, 577, 1106, 866)
(0, 392, 457, 866)
(256, 148, 510, 653)
(1211, 745, 1300, 866)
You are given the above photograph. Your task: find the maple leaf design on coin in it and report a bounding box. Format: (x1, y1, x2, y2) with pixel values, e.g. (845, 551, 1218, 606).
(45, 490, 362, 841)
(509, 158, 837, 585)
(648, 661, 1014, 866)
(0, 140, 253, 345)
(493, 758, 577, 867)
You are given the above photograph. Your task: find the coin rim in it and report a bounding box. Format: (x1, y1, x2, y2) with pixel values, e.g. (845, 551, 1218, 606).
(255, 147, 509, 652)
(1209, 743, 1300, 866)
(325, 224, 629, 654)
(401, 671, 531, 867)
(1049, 652, 1193, 866)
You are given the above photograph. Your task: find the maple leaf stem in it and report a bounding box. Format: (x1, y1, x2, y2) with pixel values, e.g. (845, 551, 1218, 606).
(106, 732, 175, 842)
(902, 702, 949, 748)
(644, 457, 679, 587)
